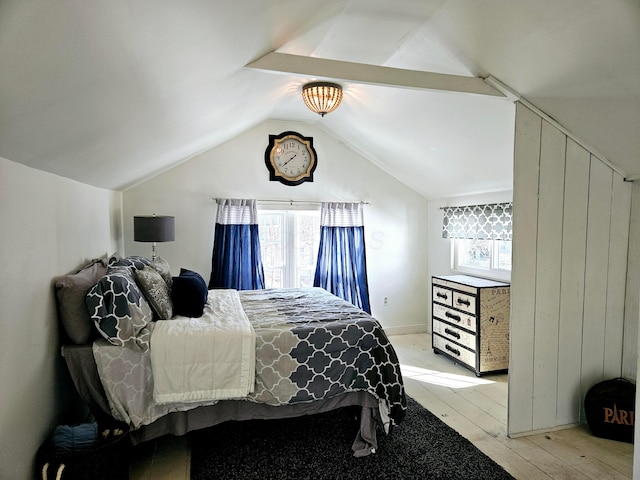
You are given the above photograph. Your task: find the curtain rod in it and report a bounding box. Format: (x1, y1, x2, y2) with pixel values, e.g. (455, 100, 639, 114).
(439, 201, 512, 210)
(210, 197, 370, 205)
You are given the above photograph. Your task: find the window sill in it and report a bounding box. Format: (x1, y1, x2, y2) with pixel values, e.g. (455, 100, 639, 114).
(452, 267, 511, 284)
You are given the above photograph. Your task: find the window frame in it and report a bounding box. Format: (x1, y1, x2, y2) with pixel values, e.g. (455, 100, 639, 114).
(258, 203, 321, 289)
(451, 238, 512, 282)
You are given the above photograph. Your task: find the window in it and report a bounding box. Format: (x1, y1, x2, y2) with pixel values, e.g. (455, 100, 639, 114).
(442, 202, 512, 281)
(258, 208, 320, 288)
(452, 238, 511, 281)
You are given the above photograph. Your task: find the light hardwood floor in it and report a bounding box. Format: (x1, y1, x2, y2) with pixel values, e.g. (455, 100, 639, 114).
(130, 333, 633, 479)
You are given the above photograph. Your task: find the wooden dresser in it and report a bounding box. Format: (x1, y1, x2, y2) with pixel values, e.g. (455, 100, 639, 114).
(432, 275, 510, 376)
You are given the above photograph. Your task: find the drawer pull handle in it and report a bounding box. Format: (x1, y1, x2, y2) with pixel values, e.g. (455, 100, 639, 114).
(445, 312, 461, 322)
(457, 298, 471, 307)
(436, 292, 448, 300)
(445, 344, 461, 356)
(444, 328, 460, 339)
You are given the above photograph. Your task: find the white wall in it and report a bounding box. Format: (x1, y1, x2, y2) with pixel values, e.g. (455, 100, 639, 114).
(0, 157, 121, 480)
(123, 119, 430, 334)
(509, 103, 633, 437)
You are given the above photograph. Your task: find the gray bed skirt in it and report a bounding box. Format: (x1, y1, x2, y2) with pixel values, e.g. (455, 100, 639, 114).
(62, 344, 381, 455)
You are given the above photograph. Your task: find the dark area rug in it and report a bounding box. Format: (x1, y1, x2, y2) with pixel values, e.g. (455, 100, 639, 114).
(190, 396, 514, 480)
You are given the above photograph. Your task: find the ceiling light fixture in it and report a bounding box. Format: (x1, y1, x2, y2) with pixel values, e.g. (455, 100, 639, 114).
(301, 82, 343, 117)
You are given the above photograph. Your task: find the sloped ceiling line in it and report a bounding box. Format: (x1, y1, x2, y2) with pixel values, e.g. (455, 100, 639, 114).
(485, 76, 627, 179)
(246, 51, 505, 97)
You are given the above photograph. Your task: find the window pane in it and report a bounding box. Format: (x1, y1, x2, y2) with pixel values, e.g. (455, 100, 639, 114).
(295, 212, 320, 287)
(259, 213, 284, 266)
(297, 269, 315, 288)
(496, 240, 512, 270)
(259, 212, 285, 288)
(460, 239, 491, 269)
(259, 209, 320, 289)
(265, 269, 283, 289)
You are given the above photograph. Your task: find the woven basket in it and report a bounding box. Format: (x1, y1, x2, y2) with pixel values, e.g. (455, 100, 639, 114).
(36, 423, 130, 480)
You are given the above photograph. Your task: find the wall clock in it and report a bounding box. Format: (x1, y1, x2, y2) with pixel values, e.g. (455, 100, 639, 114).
(265, 131, 317, 186)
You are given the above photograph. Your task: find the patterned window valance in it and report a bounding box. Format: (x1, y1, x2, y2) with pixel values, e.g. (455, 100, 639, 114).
(442, 202, 512, 241)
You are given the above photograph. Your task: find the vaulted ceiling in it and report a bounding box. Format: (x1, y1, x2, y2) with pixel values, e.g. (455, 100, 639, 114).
(1, 0, 638, 199)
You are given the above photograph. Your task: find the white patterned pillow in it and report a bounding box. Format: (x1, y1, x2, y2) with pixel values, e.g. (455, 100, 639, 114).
(135, 266, 173, 320)
(86, 267, 153, 352)
(150, 256, 172, 288)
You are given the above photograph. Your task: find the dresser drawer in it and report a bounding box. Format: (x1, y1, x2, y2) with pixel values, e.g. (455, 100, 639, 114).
(433, 319, 476, 351)
(432, 275, 510, 376)
(433, 334, 476, 370)
(432, 303, 477, 333)
(432, 285, 453, 306)
(453, 291, 476, 314)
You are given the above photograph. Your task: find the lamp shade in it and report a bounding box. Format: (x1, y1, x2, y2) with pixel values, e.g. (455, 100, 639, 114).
(134, 216, 175, 242)
(302, 82, 343, 116)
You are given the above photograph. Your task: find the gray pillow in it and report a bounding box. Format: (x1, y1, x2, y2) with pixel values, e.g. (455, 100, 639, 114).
(55, 259, 107, 344)
(135, 266, 173, 320)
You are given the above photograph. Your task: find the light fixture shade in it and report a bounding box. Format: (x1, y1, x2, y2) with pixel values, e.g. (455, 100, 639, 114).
(134, 215, 175, 242)
(302, 82, 343, 117)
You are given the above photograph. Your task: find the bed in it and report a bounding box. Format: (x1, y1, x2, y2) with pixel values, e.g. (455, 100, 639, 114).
(61, 284, 407, 456)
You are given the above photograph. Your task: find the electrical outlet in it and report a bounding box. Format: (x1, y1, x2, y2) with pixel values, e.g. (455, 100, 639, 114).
(383, 297, 388, 306)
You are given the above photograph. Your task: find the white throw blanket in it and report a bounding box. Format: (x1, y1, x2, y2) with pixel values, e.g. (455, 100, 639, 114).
(150, 289, 256, 404)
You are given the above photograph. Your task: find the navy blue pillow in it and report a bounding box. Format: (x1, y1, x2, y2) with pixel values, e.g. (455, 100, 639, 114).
(171, 268, 208, 317)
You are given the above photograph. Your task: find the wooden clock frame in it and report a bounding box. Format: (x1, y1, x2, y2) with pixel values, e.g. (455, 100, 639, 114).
(264, 131, 317, 186)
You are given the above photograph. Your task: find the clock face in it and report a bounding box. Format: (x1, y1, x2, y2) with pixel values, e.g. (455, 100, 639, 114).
(274, 138, 311, 178)
(265, 132, 317, 186)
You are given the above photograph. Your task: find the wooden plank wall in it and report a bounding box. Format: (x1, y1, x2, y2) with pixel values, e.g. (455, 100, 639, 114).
(624, 184, 640, 380)
(509, 103, 632, 436)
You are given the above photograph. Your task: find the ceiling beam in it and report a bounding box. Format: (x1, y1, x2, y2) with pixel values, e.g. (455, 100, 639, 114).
(245, 51, 505, 98)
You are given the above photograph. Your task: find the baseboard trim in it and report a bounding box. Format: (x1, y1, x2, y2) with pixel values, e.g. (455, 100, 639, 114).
(383, 325, 429, 336)
(508, 422, 582, 438)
